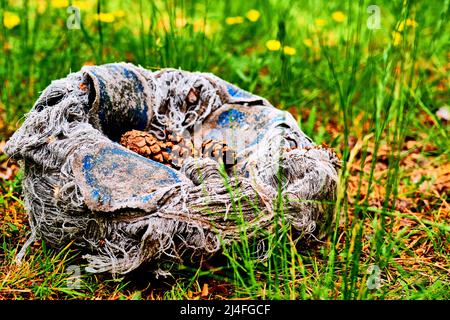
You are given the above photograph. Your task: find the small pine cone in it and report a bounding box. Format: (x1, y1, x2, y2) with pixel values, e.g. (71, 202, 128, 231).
(168, 133, 196, 168)
(120, 130, 172, 165)
(201, 139, 237, 169)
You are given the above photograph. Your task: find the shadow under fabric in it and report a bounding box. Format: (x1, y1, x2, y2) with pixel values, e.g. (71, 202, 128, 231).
(5, 63, 340, 275)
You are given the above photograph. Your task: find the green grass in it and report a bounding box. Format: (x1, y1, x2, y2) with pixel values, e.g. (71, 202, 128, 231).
(0, 0, 449, 300)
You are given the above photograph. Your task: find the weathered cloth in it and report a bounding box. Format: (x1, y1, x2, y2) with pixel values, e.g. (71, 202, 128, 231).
(5, 63, 339, 274)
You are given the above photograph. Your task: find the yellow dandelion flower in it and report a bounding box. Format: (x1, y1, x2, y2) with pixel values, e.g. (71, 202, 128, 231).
(406, 18, 418, 28)
(95, 13, 115, 23)
(73, 1, 94, 10)
(266, 39, 281, 51)
(157, 16, 170, 30)
(303, 38, 313, 47)
(225, 16, 244, 25)
(246, 9, 260, 22)
(225, 17, 234, 25)
(193, 19, 205, 32)
(202, 20, 219, 37)
(113, 10, 126, 18)
(397, 18, 418, 32)
(315, 18, 327, 27)
(396, 21, 405, 31)
(283, 46, 296, 56)
(176, 16, 187, 28)
(3, 11, 20, 29)
(37, 0, 47, 14)
(51, 0, 69, 8)
(234, 16, 244, 24)
(326, 32, 337, 47)
(392, 31, 402, 46)
(331, 11, 346, 23)
(193, 19, 215, 36)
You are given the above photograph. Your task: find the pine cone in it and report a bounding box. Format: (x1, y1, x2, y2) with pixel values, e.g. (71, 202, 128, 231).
(119, 130, 172, 165)
(120, 130, 237, 169)
(168, 133, 198, 168)
(201, 139, 236, 169)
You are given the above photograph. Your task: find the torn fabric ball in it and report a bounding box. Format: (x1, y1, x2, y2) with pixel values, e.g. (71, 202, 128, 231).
(5, 63, 339, 274)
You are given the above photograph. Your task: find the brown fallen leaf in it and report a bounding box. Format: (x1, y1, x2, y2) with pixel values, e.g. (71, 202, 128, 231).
(201, 283, 209, 297)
